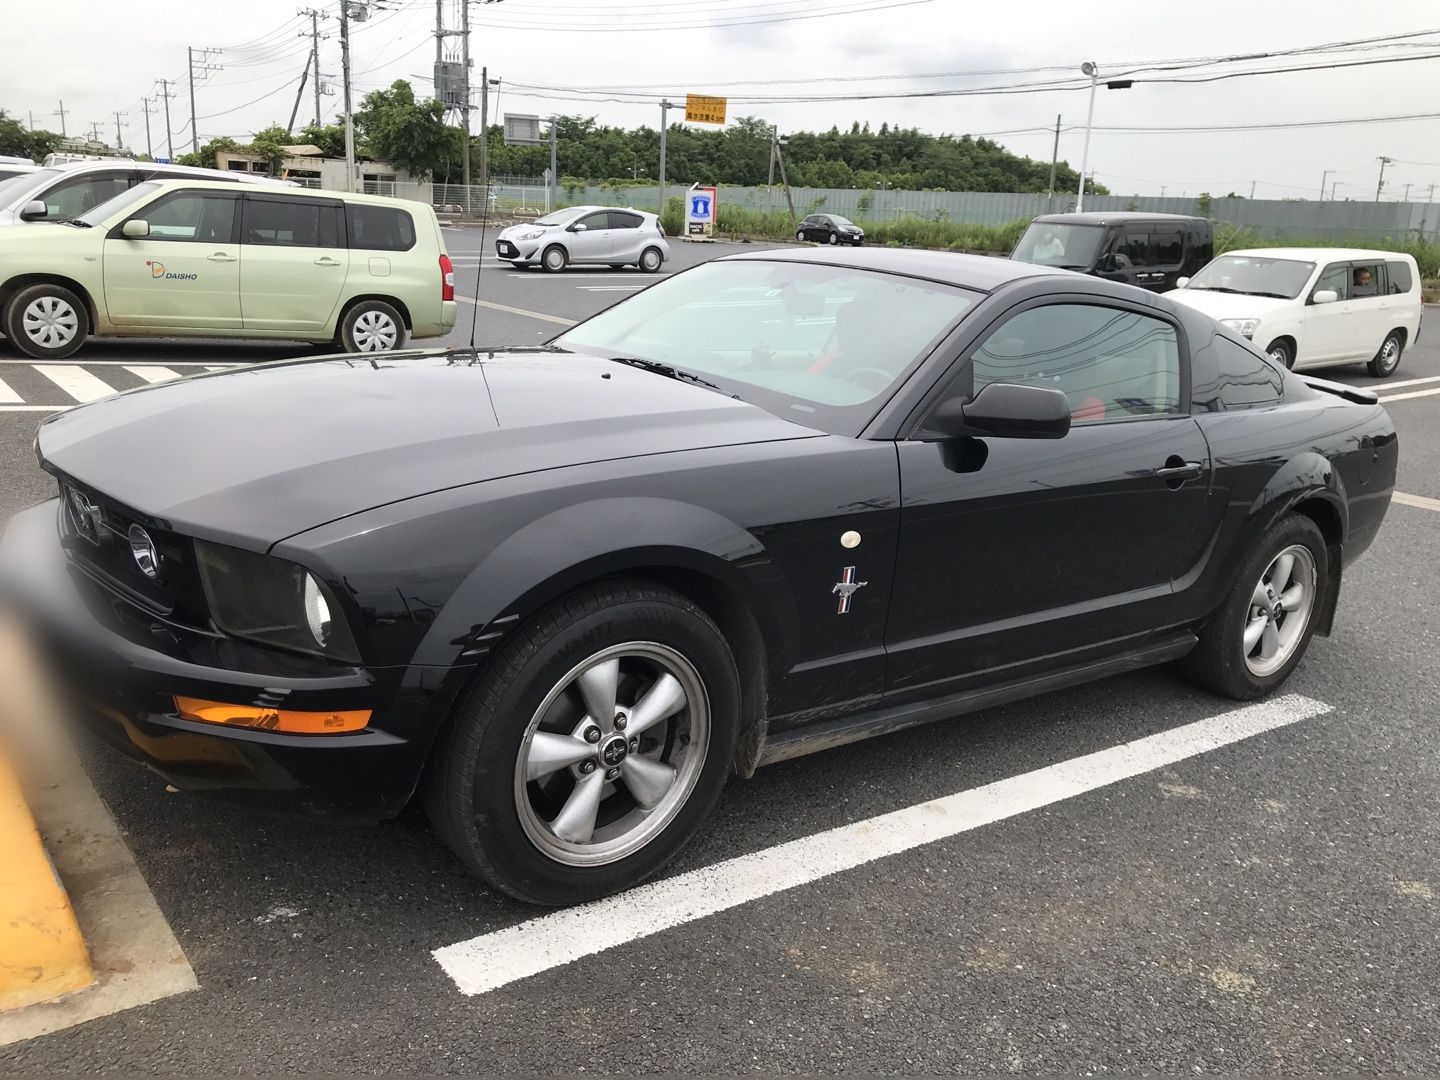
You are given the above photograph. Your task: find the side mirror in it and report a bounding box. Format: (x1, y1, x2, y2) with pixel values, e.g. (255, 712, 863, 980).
(1175, 276, 1191, 288)
(121, 219, 150, 239)
(1096, 253, 1117, 272)
(921, 383, 1072, 441)
(1311, 289, 1338, 305)
(569, 222, 588, 233)
(19, 199, 47, 221)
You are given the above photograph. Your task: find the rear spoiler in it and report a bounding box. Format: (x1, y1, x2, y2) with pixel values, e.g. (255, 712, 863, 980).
(1298, 374, 1379, 405)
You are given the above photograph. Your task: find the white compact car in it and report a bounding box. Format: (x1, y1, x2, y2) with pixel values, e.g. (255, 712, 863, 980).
(495, 205, 670, 273)
(1165, 248, 1422, 377)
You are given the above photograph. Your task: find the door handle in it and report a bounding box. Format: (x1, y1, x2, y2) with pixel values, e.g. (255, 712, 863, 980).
(314, 256, 342, 267)
(207, 252, 237, 262)
(1154, 460, 1204, 483)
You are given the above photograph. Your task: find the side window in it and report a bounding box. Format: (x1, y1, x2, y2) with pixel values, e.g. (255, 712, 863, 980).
(1193, 336, 1283, 411)
(607, 211, 642, 230)
(1114, 230, 1153, 268)
(1313, 263, 1349, 302)
(1349, 261, 1383, 299)
(244, 198, 342, 247)
(135, 192, 237, 243)
(971, 303, 1181, 422)
(1386, 260, 1414, 294)
(1153, 230, 1183, 265)
(45, 174, 130, 218)
(347, 204, 415, 251)
(577, 212, 609, 231)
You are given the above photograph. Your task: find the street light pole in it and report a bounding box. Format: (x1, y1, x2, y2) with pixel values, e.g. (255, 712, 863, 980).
(1076, 61, 1098, 213)
(658, 99, 673, 220)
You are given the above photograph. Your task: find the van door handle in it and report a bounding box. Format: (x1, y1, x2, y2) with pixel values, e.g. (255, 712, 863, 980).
(314, 256, 342, 267)
(207, 252, 237, 262)
(1155, 460, 1204, 484)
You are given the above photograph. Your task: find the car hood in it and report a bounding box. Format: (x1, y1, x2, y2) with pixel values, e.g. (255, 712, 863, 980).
(497, 222, 554, 240)
(36, 349, 821, 548)
(1164, 289, 1291, 320)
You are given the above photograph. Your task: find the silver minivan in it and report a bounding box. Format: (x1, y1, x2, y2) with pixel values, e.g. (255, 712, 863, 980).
(0, 160, 291, 228)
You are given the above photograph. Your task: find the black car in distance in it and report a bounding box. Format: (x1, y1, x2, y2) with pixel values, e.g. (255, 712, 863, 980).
(4, 247, 1396, 906)
(797, 212, 865, 245)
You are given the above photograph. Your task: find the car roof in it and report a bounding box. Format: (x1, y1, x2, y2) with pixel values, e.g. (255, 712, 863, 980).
(1032, 211, 1207, 225)
(136, 177, 419, 206)
(719, 246, 1067, 292)
(1214, 247, 1416, 263)
(45, 160, 291, 185)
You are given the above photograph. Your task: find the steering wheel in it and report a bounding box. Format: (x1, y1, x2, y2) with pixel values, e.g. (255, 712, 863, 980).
(840, 366, 893, 392)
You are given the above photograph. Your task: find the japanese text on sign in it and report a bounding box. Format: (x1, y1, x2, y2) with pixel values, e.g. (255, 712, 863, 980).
(685, 95, 727, 125)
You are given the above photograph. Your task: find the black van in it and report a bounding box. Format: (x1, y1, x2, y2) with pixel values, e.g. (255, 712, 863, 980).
(1011, 211, 1213, 293)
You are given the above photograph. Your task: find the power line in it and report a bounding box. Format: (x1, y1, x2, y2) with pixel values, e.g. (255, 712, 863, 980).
(473, 0, 936, 32)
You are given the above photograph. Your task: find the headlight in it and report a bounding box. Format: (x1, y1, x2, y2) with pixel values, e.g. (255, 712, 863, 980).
(515, 228, 545, 241)
(1220, 318, 1260, 339)
(195, 541, 360, 663)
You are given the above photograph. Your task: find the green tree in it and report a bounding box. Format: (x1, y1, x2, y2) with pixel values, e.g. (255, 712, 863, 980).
(296, 123, 347, 158)
(355, 80, 462, 180)
(0, 116, 62, 162)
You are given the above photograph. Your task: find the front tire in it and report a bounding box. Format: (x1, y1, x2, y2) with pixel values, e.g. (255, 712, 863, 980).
(796, 230, 807, 242)
(638, 246, 663, 273)
(1266, 338, 1295, 370)
(827, 232, 839, 245)
(4, 283, 89, 359)
(339, 299, 405, 353)
(1182, 513, 1327, 700)
(541, 244, 568, 273)
(1368, 331, 1403, 378)
(425, 581, 740, 906)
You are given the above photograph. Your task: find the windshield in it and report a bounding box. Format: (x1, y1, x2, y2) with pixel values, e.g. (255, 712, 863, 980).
(78, 181, 160, 226)
(534, 207, 589, 227)
(1184, 255, 1316, 299)
(1012, 222, 1104, 269)
(552, 260, 978, 433)
(0, 167, 57, 208)
(830, 216, 855, 226)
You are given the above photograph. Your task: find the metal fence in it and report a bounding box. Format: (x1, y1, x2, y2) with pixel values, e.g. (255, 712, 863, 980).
(432, 179, 551, 215)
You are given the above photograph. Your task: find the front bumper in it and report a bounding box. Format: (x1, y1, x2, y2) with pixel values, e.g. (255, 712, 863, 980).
(0, 500, 440, 819)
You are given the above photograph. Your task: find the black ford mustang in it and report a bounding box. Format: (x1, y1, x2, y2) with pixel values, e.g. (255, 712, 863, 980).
(3, 249, 1396, 906)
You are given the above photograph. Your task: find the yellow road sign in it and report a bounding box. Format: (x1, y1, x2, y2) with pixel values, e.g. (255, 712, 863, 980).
(684, 95, 727, 125)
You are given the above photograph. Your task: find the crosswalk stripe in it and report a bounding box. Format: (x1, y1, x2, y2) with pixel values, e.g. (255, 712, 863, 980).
(33, 366, 117, 403)
(0, 376, 20, 404)
(123, 366, 182, 384)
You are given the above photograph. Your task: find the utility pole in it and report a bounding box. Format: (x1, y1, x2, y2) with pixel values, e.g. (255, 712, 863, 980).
(53, 99, 67, 137)
(548, 114, 558, 213)
(766, 125, 777, 218)
(87, 122, 102, 144)
(657, 99, 673, 218)
(114, 111, 126, 150)
(1249, 179, 1257, 200)
(27, 111, 34, 131)
(300, 8, 326, 128)
(1320, 169, 1333, 201)
(773, 136, 798, 227)
(1077, 61, 1098, 212)
(187, 46, 222, 153)
(139, 98, 154, 158)
(478, 67, 491, 189)
(287, 52, 312, 136)
(341, 0, 358, 192)
(155, 79, 178, 160)
(1046, 113, 1060, 211)
(1375, 155, 1393, 202)
(1402, 182, 1413, 203)
(460, 0, 471, 190)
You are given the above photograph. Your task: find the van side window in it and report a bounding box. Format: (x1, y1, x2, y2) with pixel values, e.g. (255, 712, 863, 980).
(1349, 262, 1383, 298)
(1313, 264, 1349, 301)
(245, 198, 343, 248)
(1115, 230, 1153, 267)
(348, 204, 416, 251)
(1153, 230, 1183, 265)
(1386, 259, 1414, 294)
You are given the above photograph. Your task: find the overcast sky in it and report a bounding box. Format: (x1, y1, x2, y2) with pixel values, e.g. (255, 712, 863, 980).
(5, 0, 1439, 200)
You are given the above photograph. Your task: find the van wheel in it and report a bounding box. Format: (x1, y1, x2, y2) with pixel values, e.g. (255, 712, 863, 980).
(541, 245, 568, 273)
(1368, 331, 1403, 378)
(339, 300, 406, 353)
(4, 283, 89, 359)
(1265, 339, 1295, 370)
(638, 247, 664, 273)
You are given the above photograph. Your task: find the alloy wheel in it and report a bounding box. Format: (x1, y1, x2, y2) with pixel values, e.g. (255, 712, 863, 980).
(513, 642, 710, 866)
(351, 310, 398, 351)
(1242, 544, 1316, 677)
(23, 296, 79, 349)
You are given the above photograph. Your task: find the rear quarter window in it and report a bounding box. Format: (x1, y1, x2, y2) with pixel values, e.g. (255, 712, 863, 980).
(1194, 335, 1284, 411)
(1386, 259, 1415, 294)
(347, 204, 417, 251)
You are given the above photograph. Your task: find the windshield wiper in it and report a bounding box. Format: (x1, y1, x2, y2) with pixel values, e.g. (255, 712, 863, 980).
(58, 218, 92, 228)
(1191, 285, 1240, 293)
(1246, 291, 1292, 300)
(605, 355, 724, 392)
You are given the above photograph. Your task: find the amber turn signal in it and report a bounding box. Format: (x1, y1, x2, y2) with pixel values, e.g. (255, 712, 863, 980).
(173, 696, 370, 735)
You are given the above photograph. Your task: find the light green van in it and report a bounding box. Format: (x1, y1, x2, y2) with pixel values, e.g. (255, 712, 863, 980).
(0, 179, 457, 358)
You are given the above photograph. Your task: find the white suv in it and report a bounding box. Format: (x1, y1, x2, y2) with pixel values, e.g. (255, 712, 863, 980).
(1166, 247, 1422, 377)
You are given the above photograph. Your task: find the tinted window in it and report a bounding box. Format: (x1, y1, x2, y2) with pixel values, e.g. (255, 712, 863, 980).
(971, 303, 1181, 421)
(135, 192, 237, 243)
(1012, 222, 1104, 269)
(1350, 262, 1382, 298)
(45, 173, 131, 219)
(607, 211, 642, 230)
(1313, 263, 1349, 301)
(576, 211, 609, 231)
(1194, 336, 1283, 411)
(1115, 230, 1154, 268)
(348, 203, 416, 251)
(1153, 230, 1183, 265)
(244, 198, 342, 247)
(1387, 259, 1414, 294)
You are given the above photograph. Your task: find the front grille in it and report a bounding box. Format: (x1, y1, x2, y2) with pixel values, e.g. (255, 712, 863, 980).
(56, 477, 210, 628)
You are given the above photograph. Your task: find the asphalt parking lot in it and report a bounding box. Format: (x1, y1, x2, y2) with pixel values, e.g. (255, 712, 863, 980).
(2, 235, 1439, 1073)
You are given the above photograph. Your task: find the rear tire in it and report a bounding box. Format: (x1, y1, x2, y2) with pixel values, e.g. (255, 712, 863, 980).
(424, 581, 740, 906)
(1367, 330, 1403, 378)
(1265, 338, 1295, 370)
(541, 245, 568, 273)
(4, 283, 89, 359)
(1182, 513, 1327, 700)
(638, 247, 663, 273)
(339, 299, 405, 353)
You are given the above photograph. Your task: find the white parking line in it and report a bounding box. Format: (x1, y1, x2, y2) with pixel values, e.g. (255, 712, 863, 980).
(0, 360, 239, 367)
(33, 365, 116, 403)
(1370, 374, 1440, 391)
(433, 693, 1330, 996)
(1394, 491, 1440, 513)
(576, 285, 647, 292)
(123, 365, 182, 384)
(1377, 387, 1440, 404)
(504, 273, 664, 280)
(455, 295, 576, 326)
(0, 376, 20, 404)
